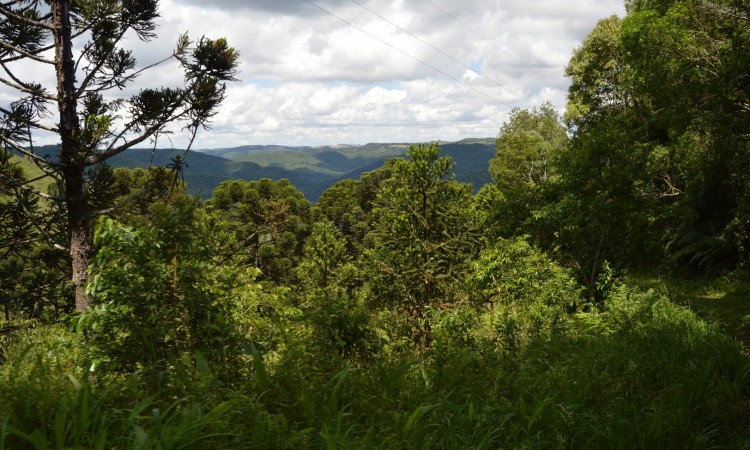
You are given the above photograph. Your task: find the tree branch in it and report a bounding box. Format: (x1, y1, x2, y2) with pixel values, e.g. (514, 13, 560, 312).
(0, 75, 55, 101)
(75, 28, 129, 95)
(0, 25, 90, 64)
(0, 170, 62, 201)
(0, 38, 54, 64)
(0, 275, 69, 306)
(85, 106, 192, 165)
(16, 192, 66, 251)
(0, 137, 60, 167)
(0, 5, 54, 30)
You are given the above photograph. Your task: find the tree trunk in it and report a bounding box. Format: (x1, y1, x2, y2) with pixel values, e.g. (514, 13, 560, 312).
(53, 0, 90, 311)
(69, 192, 92, 312)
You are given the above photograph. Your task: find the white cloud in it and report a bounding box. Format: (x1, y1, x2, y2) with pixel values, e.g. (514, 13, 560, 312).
(1, 0, 626, 148)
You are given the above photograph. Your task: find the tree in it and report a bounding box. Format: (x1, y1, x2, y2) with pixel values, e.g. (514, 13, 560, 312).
(565, 15, 631, 128)
(365, 143, 477, 346)
(487, 103, 568, 239)
(0, 0, 239, 311)
(296, 219, 353, 297)
(552, 14, 669, 282)
(108, 166, 188, 224)
(82, 197, 250, 376)
(560, 1, 750, 276)
(619, 0, 750, 273)
(297, 218, 362, 303)
(491, 102, 568, 190)
(208, 178, 311, 283)
(312, 161, 395, 258)
(0, 153, 68, 319)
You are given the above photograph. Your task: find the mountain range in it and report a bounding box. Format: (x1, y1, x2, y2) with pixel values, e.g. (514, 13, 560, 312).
(22, 138, 496, 202)
(108, 138, 496, 201)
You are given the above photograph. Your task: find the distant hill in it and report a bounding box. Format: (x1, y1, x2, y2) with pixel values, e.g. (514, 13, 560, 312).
(195, 139, 495, 201)
(22, 139, 496, 202)
(109, 148, 332, 199)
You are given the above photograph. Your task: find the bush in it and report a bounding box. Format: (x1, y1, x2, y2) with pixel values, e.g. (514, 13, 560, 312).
(79, 201, 254, 381)
(467, 237, 581, 349)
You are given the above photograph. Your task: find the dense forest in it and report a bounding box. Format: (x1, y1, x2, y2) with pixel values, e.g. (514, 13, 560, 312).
(1, 0, 750, 448)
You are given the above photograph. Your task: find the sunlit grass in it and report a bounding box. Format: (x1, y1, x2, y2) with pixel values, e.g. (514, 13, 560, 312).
(626, 271, 750, 348)
(9, 156, 55, 195)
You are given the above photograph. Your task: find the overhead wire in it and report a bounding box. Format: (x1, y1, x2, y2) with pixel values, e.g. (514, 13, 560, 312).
(300, 0, 516, 109)
(425, 0, 567, 91)
(347, 0, 525, 102)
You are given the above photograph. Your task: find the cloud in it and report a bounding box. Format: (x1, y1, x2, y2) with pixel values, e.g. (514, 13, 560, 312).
(178, 0, 349, 15)
(0, 0, 627, 148)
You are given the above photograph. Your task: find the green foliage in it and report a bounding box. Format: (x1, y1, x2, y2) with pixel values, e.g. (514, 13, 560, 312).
(468, 237, 580, 309)
(491, 102, 568, 190)
(0, 325, 237, 449)
(306, 296, 375, 361)
(2, 269, 749, 448)
(565, 15, 628, 127)
(466, 237, 581, 350)
(296, 219, 357, 297)
(365, 143, 477, 346)
(486, 103, 567, 240)
(5, 3, 750, 446)
(0, 151, 70, 320)
(557, 0, 750, 277)
(108, 167, 188, 224)
(80, 199, 252, 377)
(312, 162, 395, 258)
(208, 178, 311, 283)
(1, 0, 240, 311)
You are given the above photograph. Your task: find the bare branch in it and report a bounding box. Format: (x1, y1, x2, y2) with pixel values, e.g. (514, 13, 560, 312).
(0, 137, 59, 166)
(0, 75, 55, 100)
(0, 39, 54, 64)
(0, 5, 53, 30)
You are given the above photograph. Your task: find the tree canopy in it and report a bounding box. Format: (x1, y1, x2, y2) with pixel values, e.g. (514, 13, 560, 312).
(0, 0, 238, 310)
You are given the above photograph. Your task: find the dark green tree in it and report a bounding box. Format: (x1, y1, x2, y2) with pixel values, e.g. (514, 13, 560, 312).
(554, 14, 669, 283)
(296, 219, 354, 297)
(561, 2, 750, 277)
(365, 143, 477, 346)
(620, 0, 750, 274)
(107, 167, 189, 225)
(0, 153, 68, 319)
(313, 160, 395, 258)
(208, 178, 310, 283)
(0, 0, 239, 311)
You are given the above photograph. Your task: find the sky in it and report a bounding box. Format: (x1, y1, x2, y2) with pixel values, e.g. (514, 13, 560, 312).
(3, 0, 627, 149)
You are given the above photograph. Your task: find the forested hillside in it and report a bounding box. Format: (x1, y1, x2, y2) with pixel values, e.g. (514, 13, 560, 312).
(107, 139, 495, 200)
(2, 0, 750, 448)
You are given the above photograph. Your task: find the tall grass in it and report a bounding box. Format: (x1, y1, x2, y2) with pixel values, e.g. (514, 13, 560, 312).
(0, 325, 237, 449)
(1, 284, 748, 448)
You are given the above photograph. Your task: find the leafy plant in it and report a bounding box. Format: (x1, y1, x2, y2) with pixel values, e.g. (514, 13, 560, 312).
(79, 199, 252, 380)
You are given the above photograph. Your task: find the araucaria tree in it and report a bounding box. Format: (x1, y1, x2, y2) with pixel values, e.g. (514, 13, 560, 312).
(366, 143, 477, 346)
(0, 0, 238, 311)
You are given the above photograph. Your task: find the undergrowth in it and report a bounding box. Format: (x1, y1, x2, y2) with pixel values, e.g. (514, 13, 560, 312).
(1, 284, 748, 448)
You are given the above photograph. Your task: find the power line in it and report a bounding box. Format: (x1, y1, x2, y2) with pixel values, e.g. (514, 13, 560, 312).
(301, 0, 515, 109)
(347, 0, 524, 101)
(425, 0, 566, 91)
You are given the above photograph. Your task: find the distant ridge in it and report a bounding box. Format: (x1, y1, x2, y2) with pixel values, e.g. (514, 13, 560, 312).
(24, 139, 496, 201)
